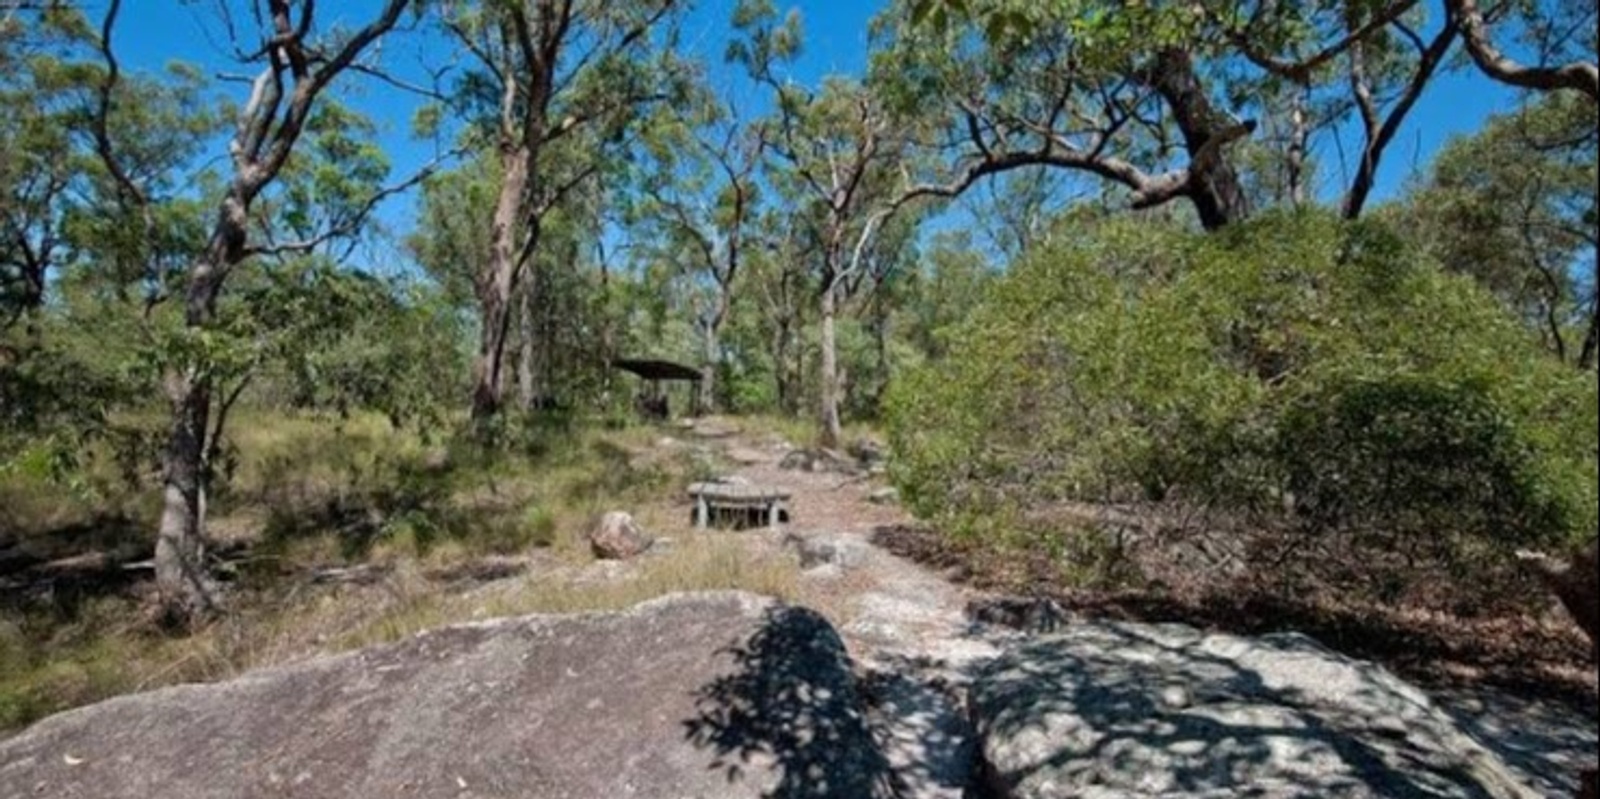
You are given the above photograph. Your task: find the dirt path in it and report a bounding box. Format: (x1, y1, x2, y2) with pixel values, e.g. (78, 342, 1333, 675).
(695, 425, 1596, 798)
(718, 437, 998, 796)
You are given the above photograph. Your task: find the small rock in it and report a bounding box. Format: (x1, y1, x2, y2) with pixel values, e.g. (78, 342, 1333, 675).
(784, 532, 871, 571)
(847, 437, 888, 467)
(655, 437, 680, 449)
(867, 487, 899, 505)
(711, 475, 752, 486)
(587, 512, 653, 560)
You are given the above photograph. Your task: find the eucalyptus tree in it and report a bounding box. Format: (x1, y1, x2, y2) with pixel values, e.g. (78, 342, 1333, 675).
(2, 7, 213, 333)
(2, 4, 216, 489)
(0, 8, 86, 334)
(741, 205, 814, 414)
(435, 0, 691, 422)
(1405, 93, 1598, 368)
(408, 151, 496, 313)
(95, 0, 425, 621)
(733, 0, 922, 447)
(633, 89, 767, 414)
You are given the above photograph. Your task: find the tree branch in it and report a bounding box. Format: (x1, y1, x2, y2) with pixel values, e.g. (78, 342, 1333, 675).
(246, 148, 461, 259)
(1449, 0, 1599, 101)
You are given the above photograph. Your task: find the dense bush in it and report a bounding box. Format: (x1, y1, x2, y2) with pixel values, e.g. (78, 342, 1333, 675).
(887, 211, 1598, 599)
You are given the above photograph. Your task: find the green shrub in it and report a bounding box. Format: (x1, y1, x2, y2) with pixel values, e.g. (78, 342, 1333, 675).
(888, 210, 1598, 597)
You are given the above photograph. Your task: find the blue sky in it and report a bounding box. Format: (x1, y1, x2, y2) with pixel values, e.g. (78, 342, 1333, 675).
(105, 0, 1519, 266)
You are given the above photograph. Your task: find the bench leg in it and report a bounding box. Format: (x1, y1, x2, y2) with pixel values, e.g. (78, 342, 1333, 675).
(695, 496, 709, 529)
(768, 502, 781, 530)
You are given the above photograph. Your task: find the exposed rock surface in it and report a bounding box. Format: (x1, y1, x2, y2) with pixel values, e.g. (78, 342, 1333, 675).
(586, 511, 652, 560)
(970, 622, 1542, 799)
(785, 531, 873, 572)
(0, 592, 896, 799)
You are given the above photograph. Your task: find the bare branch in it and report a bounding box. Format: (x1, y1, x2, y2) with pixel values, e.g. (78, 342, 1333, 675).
(1223, 0, 1419, 84)
(1449, 0, 1599, 101)
(246, 148, 462, 259)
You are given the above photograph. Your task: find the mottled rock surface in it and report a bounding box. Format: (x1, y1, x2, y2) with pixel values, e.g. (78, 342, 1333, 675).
(785, 531, 873, 572)
(971, 622, 1541, 799)
(0, 593, 896, 799)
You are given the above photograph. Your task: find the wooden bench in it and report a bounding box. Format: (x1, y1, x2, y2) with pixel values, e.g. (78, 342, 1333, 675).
(687, 483, 792, 530)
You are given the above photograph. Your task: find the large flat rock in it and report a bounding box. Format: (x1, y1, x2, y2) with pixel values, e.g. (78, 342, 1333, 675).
(971, 622, 1540, 799)
(0, 592, 896, 799)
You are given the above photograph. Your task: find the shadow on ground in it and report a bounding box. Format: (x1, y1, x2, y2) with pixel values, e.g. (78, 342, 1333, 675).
(974, 623, 1520, 797)
(684, 606, 901, 798)
(873, 524, 1598, 709)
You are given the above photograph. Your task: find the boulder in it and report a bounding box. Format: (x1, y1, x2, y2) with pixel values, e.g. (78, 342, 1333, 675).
(785, 532, 872, 572)
(587, 511, 652, 560)
(971, 622, 1539, 799)
(0, 593, 898, 799)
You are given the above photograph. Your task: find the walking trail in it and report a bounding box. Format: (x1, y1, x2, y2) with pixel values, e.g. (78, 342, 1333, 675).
(695, 423, 1596, 798)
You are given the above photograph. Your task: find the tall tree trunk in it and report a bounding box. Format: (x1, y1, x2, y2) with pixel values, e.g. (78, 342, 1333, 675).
(517, 277, 535, 410)
(155, 365, 213, 620)
(472, 146, 532, 421)
(699, 293, 728, 416)
(1150, 49, 1252, 230)
(772, 322, 792, 414)
(1287, 86, 1310, 209)
(818, 282, 843, 450)
(1580, 296, 1598, 370)
(700, 322, 720, 416)
(872, 294, 890, 414)
(18, 265, 45, 344)
(153, 203, 240, 620)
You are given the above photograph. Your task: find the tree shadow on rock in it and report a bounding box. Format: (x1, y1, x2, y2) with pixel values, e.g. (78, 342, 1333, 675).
(858, 658, 987, 798)
(976, 623, 1516, 798)
(684, 606, 900, 798)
